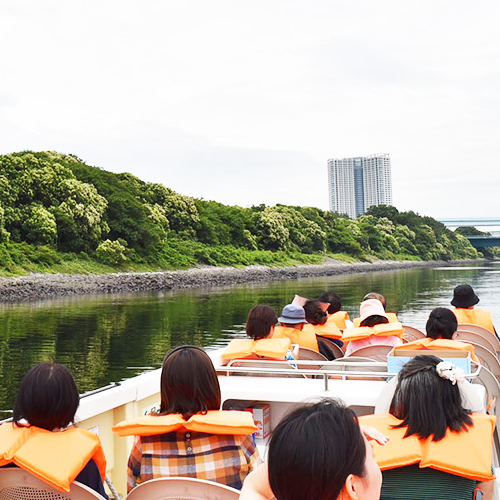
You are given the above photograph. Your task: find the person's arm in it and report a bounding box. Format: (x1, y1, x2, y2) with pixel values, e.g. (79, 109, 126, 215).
(360, 425, 389, 445)
(127, 436, 142, 493)
(240, 463, 274, 500)
(476, 480, 494, 500)
(241, 434, 262, 473)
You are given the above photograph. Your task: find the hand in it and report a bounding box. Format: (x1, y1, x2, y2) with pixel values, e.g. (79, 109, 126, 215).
(360, 425, 389, 445)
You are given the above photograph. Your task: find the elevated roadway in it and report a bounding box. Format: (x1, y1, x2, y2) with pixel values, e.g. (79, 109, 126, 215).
(437, 218, 500, 248)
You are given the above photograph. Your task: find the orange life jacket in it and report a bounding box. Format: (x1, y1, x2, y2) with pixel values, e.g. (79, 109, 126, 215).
(327, 311, 350, 330)
(112, 410, 258, 437)
(274, 325, 319, 352)
(353, 312, 399, 327)
(303, 322, 342, 340)
(222, 338, 292, 360)
(452, 308, 495, 334)
(392, 337, 480, 363)
(0, 423, 106, 493)
(342, 322, 404, 343)
(359, 413, 496, 481)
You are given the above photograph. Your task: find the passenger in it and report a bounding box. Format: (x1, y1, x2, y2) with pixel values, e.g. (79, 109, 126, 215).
(344, 299, 404, 356)
(273, 304, 319, 352)
(222, 305, 295, 362)
(240, 399, 383, 500)
(360, 355, 495, 500)
(317, 292, 352, 330)
(451, 284, 496, 335)
(0, 363, 107, 497)
(391, 307, 480, 363)
(113, 346, 260, 492)
(353, 293, 398, 327)
(302, 300, 339, 359)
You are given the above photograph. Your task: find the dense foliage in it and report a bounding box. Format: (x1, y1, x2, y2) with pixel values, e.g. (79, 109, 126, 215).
(0, 151, 479, 274)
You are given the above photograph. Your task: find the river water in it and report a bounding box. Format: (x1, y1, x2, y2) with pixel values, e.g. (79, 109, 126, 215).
(1, 262, 500, 413)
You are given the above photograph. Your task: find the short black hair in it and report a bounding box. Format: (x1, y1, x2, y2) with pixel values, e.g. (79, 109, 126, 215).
(426, 307, 458, 340)
(268, 399, 366, 500)
(317, 292, 341, 314)
(389, 355, 472, 441)
(160, 346, 221, 420)
(246, 305, 278, 340)
(360, 315, 389, 327)
(13, 362, 79, 430)
(303, 300, 327, 326)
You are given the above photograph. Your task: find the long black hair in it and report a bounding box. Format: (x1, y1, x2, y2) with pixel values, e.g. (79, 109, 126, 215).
(390, 355, 472, 441)
(303, 300, 327, 326)
(160, 346, 221, 420)
(268, 399, 367, 500)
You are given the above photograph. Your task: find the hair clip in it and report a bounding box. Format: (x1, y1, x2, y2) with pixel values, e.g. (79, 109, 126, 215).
(436, 361, 465, 385)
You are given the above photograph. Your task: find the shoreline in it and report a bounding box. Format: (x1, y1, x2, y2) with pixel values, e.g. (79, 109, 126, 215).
(0, 258, 485, 303)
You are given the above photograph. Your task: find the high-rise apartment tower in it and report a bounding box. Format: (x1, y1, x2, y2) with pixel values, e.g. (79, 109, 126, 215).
(327, 154, 392, 218)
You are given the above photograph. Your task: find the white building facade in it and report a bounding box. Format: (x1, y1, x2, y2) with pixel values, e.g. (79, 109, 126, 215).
(327, 154, 392, 218)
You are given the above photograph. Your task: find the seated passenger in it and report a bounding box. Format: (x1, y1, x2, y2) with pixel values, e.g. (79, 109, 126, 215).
(451, 284, 496, 335)
(392, 307, 480, 363)
(0, 363, 107, 497)
(360, 355, 495, 500)
(302, 300, 340, 359)
(240, 399, 383, 500)
(353, 293, 398, 327)
(222, 305, 295, 362)
(274, 304, 319, 352)
(317, 292, 352, 330)
(113, 345, 260, 492)
(344, 299, 403, 357)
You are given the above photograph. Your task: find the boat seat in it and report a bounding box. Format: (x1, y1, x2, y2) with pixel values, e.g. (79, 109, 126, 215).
(465, 342, 500, 380)
(457, 325, 500, 354)
(322, 357, 387, 381)
(454, 330, 497, 355)
(346, 345, 393, 362)
(0, 469, 106, 500)
(126, 476, 240, 499)
(402, 325, 426, 343)
(316, 338, 344, 358)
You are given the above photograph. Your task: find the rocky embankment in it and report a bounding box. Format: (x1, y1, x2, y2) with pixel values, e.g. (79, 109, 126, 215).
(0, 259, 478, 303)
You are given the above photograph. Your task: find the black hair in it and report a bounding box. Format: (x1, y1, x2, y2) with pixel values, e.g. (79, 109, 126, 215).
(160, 345, 221, 420)
(389, 355, 472, 441)
(318, 292, 342, 314)
(268, 399, 367, 500)
(360, 315, 389, 327)
(303, 300, 327, 326)
(246, 305, 278, 340)
(426, 307, 458, 340)
(13, 362, 79, 431)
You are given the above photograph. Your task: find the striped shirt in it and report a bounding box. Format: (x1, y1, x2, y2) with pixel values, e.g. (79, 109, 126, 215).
(381, 464, 477, 500)
(127, 430, 261, 492)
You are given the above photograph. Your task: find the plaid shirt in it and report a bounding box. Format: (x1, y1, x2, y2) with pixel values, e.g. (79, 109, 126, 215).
(127, 430, 261, 492)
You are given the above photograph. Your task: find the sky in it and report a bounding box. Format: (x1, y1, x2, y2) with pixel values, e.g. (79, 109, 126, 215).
(1, 0, 499, 219)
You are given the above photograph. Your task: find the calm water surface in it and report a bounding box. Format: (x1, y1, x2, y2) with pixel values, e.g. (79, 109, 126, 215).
(1, 262, 500, 412)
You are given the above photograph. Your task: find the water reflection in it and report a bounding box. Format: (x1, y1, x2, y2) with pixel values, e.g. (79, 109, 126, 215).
(0, 263, 498, 411)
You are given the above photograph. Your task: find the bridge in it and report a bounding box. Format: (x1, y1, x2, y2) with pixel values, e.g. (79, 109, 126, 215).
(436, 218, 500, 248)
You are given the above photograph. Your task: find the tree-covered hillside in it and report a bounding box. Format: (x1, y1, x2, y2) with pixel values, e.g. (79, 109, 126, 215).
(0, 151, 478, 275)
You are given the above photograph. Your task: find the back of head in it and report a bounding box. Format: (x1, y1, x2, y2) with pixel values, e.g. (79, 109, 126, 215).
(363, 292, 387, 310)
(426, 307, 458, 340)
(13, 362, 79, 431)
(359, 299, 389, 327)
(278, 304, 306, 328)
(160, 346, 221, 419)
(303, 300, 327, 326)
(389, 355, 472, 441)
(451, 284, 479, 308)
(268, 399, 366, 500)
(246, 305, 278, 340)
(318, 292, 341, 314)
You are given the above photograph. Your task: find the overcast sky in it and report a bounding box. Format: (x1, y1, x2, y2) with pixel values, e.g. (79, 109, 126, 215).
(1, 1, 499, 219)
